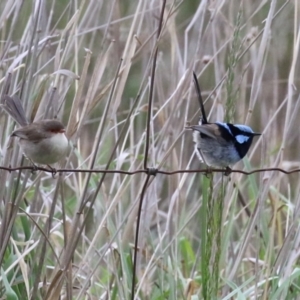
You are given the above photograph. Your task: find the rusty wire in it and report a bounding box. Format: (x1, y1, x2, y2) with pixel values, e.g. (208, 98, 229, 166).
(2, 165, 300, 175)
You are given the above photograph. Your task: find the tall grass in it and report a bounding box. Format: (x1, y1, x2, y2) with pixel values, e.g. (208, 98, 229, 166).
(0, 0, 299, 299)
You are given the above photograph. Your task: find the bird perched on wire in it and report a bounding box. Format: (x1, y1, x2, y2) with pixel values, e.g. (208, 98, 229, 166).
(187, 72, 260, 169)
(2, 95, 69, 167)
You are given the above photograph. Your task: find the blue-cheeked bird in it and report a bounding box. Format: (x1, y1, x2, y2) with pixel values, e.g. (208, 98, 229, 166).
(190, 73, 261, 168)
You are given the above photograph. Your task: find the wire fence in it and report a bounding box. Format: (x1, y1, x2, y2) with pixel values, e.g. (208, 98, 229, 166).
(2, 165, 300, 175)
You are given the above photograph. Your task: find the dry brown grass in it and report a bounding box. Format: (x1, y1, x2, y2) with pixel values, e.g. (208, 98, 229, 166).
(0, 0, 299, 299)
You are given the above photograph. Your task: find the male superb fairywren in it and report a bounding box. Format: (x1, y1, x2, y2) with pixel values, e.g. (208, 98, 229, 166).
(189, 73, 261, 168)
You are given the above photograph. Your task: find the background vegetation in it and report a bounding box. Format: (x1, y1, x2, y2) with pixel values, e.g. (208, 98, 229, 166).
(0, 0, 299, 299)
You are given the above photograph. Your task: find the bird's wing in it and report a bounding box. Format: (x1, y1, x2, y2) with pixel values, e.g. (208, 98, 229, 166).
(11, 128, 30, 139)
(191, 124, 221, 140)
(11, 125, 45, 142)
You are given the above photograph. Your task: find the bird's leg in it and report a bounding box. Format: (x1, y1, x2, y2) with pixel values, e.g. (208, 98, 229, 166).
(197, 148, 212, 177)
(47, 165, 57, 178)
(28, 159, 38, 173)
(203, 166, 213, 178)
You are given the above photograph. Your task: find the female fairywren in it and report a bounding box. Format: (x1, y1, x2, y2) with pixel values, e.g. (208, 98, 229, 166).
(189, 73, 261, 168)
(2, 95, 69, 166)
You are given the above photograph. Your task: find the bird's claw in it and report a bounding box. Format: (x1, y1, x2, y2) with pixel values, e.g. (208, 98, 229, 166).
(47, 165, 57, 178)
(31, 163, 38, 174)
(224, 166, 232, 176)
(204, 166, 212, 178)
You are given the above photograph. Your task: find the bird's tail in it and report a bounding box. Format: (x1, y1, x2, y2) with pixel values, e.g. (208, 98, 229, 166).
(1, 95, 28, 127)
(193, 72, 208, 124)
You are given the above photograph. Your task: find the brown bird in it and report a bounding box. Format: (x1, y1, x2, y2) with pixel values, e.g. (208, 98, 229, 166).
(2, 95, 69, 165)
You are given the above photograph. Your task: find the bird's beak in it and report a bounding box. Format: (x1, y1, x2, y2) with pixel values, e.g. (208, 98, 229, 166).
(253, 132, 261, 136)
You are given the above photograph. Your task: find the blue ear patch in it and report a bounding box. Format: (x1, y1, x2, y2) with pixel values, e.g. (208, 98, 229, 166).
(236, 134, 250, 144)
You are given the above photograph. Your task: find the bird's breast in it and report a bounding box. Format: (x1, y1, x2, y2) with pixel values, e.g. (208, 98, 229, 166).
(193, 131, 240, 167)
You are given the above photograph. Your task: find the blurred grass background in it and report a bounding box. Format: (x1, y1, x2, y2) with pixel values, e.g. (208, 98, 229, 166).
(0, 0, 299, 299)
